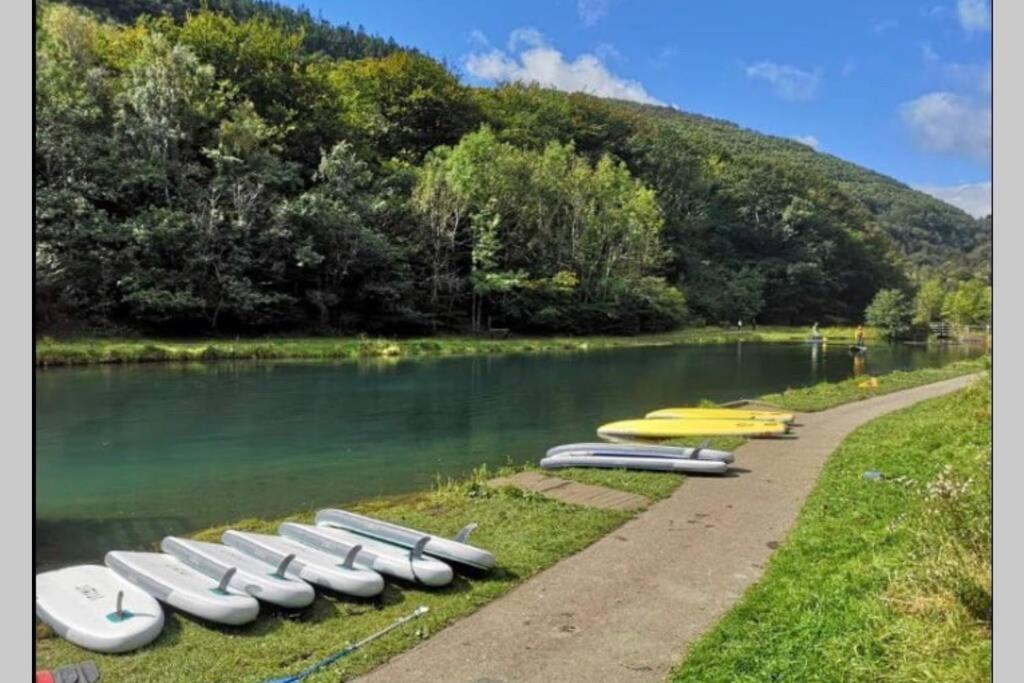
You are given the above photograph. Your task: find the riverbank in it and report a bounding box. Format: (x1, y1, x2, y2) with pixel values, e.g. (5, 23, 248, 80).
(35, 325, 880, 366)
(672, 375, 991, 682)
(34, 361, 986, 681)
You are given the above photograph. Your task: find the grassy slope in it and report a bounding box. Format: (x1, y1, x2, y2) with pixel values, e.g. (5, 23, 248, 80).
(671, 377, 991, 682)
(34, 359, 986, 681)
(35, 326, 878, 366)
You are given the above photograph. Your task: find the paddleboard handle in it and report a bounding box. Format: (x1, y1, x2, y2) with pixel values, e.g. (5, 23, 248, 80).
(410, 536, 430, 560)
(115, 590, 125, 619)
(454, 523, 478, 544)
(691, 439, 710, 460)
(216, 567, 237, 594)
(273, 553, 296, 579)
(342, 545, 361, 569)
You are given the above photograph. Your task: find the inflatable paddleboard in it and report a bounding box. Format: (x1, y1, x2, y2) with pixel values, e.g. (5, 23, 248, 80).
(280, 523, 454, 587)
(105, 551, 259, 625)
(643, 407, 794, 423)
(546, 442, 734, 463)
(315, 508, 495, 571)
(161, 537, 315, 609)
(221, 530, 384, 598)
(35, 565, 164, 653)
(597, 418, 787, 442)
(541, 453, 729, 474)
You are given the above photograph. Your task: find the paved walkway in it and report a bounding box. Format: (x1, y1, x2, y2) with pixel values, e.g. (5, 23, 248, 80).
(487, 470, 651, 511)
(359, 374, 982, 683)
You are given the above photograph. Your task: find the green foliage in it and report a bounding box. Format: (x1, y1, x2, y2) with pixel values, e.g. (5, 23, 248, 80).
(865, 288, 913, 339)
(37, 2, 989, 336)
(913, 276, 947, 325)
(672, 378, 991, 682)
(942, 278, 992, 327)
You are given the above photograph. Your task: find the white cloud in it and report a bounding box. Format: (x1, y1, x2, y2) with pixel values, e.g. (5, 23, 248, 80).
(957, 0, 990, 32)
(792, 135, 821, 150)
(578, 0, 610, 26)
(915, 181, 991, 217)
(901, 92, 991, 166)
(464, 29, 662, 105)
(745, 61, 822, 101)
(594, 42, 623, 62)
(841, 58, 857, 77)
(468, 29, 490, 49)
(872, 18, 899, 34)
(920, 42, 940, 63)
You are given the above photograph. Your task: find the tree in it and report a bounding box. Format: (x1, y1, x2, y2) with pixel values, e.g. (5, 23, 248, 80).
(865, 289, 913, 339)
(913, 277, 946, 325)
(942, 279, 991, 327)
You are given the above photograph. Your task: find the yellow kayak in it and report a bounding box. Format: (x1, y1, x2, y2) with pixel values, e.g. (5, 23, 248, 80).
(644, 407, 795, 424)
(598, 418, 788, 443)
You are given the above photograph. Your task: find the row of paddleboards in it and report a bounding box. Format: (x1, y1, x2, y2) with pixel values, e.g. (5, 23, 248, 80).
(35, 509, 494, 654)
(597, 405, 794, 443)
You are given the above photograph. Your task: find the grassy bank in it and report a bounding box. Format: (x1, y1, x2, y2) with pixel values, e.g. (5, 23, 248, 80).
(671, 376, 991, 682)
(35, 361, 984, 681)
(760, 356, 988, 412)
(35, 325, 877, 366)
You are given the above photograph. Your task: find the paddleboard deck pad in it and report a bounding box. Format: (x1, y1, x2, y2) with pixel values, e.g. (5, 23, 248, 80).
(161, 537, 315, 609)
(105, 551, 259, 625)
(35, 565, 164, 653)
(280, 523, 454, 587)
(221, 531, 384, 598)
(315, 508, 495, 571)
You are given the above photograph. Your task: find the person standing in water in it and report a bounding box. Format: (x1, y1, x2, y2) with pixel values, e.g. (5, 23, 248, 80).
(855, 325, 865, 346)
(811, 322, 821, 340)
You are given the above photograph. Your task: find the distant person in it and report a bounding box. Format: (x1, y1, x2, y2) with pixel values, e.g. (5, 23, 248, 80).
(737, 319, 743, 330)
(810, 322, 821, 340)
(855, 325, 865, 346)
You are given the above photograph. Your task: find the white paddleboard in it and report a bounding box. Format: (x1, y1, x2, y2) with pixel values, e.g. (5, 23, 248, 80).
(221, 530, 384, 598)
(546, 442, 734, 463)
(161, 537, 315, 609)
(35, 565, 164, 653)
(315, 509, 495, 571)
(280, 522, 454, 587)
(540, 452, 729, 474)
(105, 551, 259, 625)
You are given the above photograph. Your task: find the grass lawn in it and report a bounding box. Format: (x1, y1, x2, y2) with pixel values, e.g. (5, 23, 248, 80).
(670, 376, 991, 682)
(34, 325, 877, 366)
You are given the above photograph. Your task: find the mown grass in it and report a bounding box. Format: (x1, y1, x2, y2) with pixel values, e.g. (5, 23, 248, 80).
(670, 375, 991, 682)
(761, 356, 988, 412)
(34, 325, 874, 366)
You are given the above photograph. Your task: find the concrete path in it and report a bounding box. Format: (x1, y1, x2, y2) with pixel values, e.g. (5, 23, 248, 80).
(487, 470, 651, 511)
(359, 374, 982, 683)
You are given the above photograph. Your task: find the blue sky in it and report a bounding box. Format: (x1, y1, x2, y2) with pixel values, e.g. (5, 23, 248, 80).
(280, 0, 992, 216)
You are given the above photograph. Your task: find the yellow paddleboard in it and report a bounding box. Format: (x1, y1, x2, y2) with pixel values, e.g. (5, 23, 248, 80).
(644, 407, 795, 424)
(598, 418, 788, 442)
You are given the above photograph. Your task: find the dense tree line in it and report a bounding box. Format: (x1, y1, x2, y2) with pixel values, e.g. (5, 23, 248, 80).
(35, 2, 986, 335)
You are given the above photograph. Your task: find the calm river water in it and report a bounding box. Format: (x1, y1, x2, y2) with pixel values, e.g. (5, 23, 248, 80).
(35, 341, 979, 568)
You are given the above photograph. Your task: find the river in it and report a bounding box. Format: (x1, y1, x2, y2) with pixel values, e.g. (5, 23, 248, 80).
(35, 341, 979, 568)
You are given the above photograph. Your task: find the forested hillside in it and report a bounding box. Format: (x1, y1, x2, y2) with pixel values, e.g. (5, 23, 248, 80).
(35, 1, 989, 335)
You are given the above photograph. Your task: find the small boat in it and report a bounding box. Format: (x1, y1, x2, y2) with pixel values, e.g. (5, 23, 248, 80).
(105, 551, 259, 626)
(849, 344, 868, 354)
(598, 418, 787, 443)
(280, 523, 454, 587)
(315, 508, 495, 571)
(643, 407, 794, 424)
(161, 537, 315, 609)
(35, 565, 165, 653)
(541, 452, 728, 474)
(546, 442, 734, 463)
(221, 530, 384, 598)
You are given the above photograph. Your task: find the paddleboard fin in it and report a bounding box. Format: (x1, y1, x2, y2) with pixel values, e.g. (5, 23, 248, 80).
(273, 553, 296, 579)
(410, 536, 429, 560)
(216, 567, 237, 594)
(454, 523, 478, 544)
(342, 545, 361, 569)
(115, 590, 125, 618)
(691, 439, 710, 460)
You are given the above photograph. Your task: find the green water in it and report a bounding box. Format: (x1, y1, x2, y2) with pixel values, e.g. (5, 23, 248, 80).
(35, 342, 978, 568)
